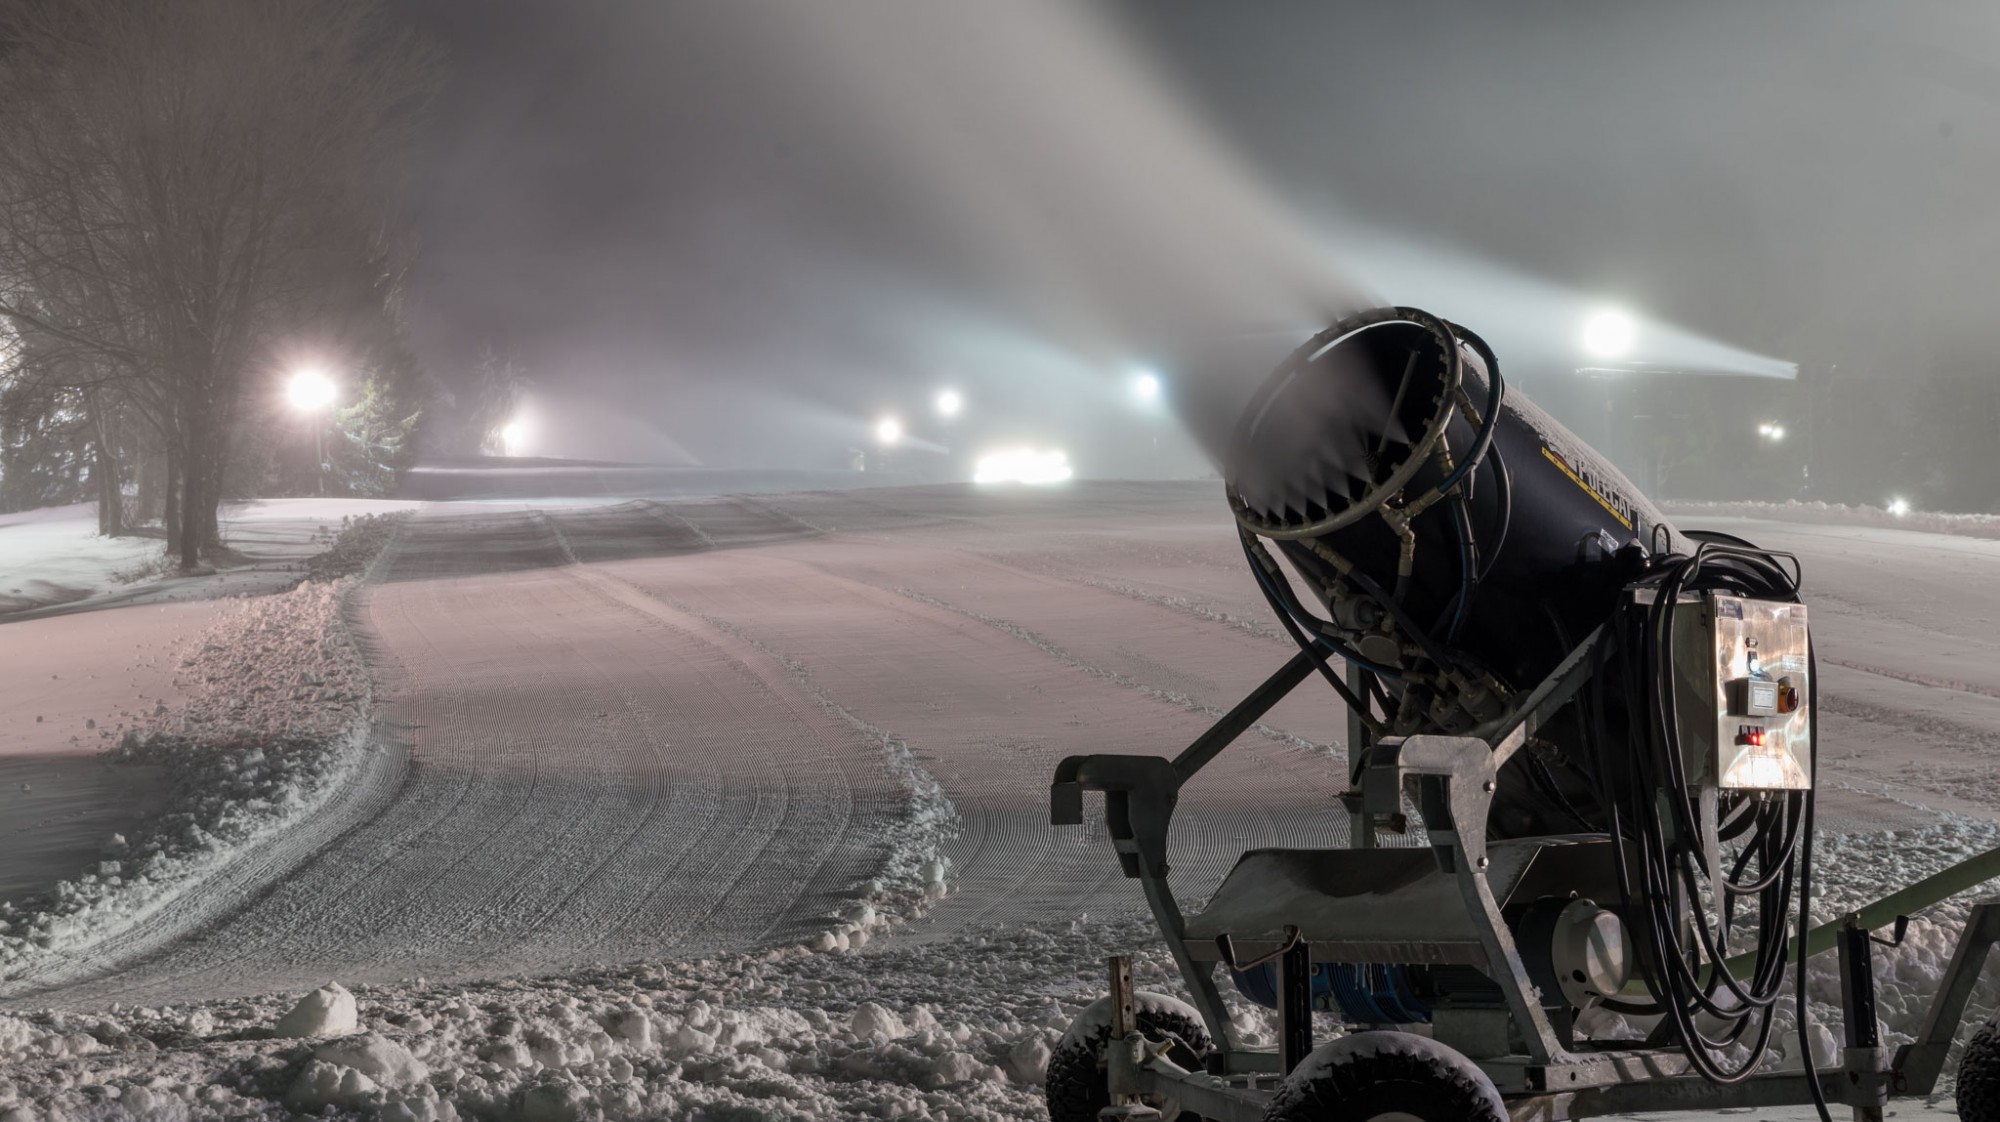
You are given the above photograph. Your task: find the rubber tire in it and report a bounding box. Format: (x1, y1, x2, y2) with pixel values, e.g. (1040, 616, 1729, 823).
(1261, 1031, 1506, 1122)
(1046, 992, 1212, 1122)
(1960, 1018, 2000, 1122)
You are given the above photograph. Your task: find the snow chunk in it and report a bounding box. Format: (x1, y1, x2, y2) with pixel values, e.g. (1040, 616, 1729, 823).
(276, 982, 358, 1038)
(287, 1059, 379, 1110)
(1007, 1035, 1053, 1084)
(850, 1001, 908, 1042)
(314, 1031, 428, 1086)
(606, 1006, 653, 1047)
(512, 1080, 590, 1122)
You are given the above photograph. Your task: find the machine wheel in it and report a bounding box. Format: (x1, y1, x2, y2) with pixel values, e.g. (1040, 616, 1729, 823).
(1261, 1031, 1505, 1122)
(1046, 992, 1212, 1122)
(1960, 1017, 2000, 1122)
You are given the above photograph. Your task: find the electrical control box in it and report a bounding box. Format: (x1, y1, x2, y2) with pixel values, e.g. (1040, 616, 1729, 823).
(1671, 593, 1812, 790)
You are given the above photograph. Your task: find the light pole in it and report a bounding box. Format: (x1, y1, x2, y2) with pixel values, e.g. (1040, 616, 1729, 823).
(286, 367, 337, 495)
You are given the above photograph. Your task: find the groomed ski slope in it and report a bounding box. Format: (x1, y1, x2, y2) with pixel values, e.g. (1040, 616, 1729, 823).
(1, 484, 1996, 1121)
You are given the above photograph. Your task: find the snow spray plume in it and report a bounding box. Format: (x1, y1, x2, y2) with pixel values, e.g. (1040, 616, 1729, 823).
(719, 0, 1366, 475)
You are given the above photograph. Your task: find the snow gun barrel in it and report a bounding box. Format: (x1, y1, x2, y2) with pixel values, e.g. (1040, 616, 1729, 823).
(1223, 306, 1688, 836)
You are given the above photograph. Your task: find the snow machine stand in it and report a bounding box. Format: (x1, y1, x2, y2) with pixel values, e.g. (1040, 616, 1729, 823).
(1045, 308, 2000, 1122)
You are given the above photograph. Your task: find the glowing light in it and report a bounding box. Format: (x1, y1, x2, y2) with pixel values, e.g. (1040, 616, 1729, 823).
(936, 389, 963, 418)
(1132, 370, 1161, 401)
(500, 420, 526, 456)
(1721, 745, 1809, 790)
(1581, 309, 1637, 358)
(286, 367, 337, 412)
(1757, 422, 1786, 441)
(974, 447, 1073, 486)
(875, 416, 903, 445)
(1888, 496, 1912, 517)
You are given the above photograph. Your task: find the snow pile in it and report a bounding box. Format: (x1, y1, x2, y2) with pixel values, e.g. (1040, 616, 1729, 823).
(0, 578, 377, 986)
(277, 983, 361, 1039)
(0, 914, 1199, 1122)
(1665, 499, 2000, 542)
(304, 512, 412, 582)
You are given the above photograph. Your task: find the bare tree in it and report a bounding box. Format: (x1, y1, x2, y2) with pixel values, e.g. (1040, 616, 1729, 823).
(0, 1, 436, 567)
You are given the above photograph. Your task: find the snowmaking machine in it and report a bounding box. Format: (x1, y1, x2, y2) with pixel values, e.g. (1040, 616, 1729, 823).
(1048, 306, 2000, 1121)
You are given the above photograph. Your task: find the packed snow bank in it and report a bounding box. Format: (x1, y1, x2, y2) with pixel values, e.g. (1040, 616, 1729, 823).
(1665, 499, 2000, 542)
(304, 511, 412, 582)
(0, 537, 388, 990)
(0, 504, 164, 613)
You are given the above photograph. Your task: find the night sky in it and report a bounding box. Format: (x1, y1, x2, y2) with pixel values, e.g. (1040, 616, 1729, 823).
(395, 1, 2000, 472)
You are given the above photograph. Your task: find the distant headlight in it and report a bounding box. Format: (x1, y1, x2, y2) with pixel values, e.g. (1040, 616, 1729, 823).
(975, 447, 1073, 485)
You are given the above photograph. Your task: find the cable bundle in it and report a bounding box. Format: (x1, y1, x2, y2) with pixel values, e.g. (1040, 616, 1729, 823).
(1592, 537, 1826, 1111)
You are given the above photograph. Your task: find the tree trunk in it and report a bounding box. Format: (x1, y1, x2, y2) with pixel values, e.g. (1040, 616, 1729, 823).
(199, 477, 221, 552)
(88, 395, 124, 536)
(175, 456, 203, 569)
(164, 445, 184, 561)
(175, 411, 227, 565)
(95, 445, 124, 535)
(135, 443, 161, 524)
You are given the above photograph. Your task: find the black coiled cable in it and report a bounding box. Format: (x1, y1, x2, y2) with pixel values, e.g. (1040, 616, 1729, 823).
(1592, 540, 1823, 1105)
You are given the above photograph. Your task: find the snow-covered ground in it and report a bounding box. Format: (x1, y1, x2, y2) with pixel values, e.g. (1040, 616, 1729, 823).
(0, 505, 166, 614)
(0, 485, 1996, 1120)
(1665, 498, 2000, 543)
(0, 498, 425, 619)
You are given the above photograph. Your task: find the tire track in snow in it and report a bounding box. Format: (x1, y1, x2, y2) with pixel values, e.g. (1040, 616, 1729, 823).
(607, 544, 1351, 936)
(544, 509, 954, 932)
(886, 585, 1334, 761)
(554, 559, 958, 932)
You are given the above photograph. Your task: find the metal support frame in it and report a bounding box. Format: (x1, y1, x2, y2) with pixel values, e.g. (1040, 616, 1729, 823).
(1277, 937, 1313, 1074)
(1838, 921, 1888, 1122)
(1894, 899, 2000, 1095)
(1051, 635, 2000, 1122)
(1107, 954, 1139, 1106)
(1051, 651, 1315, 1055)
(1363, 734, 1569, 1067)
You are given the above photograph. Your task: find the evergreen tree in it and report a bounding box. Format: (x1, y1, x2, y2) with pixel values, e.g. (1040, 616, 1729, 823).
(329, 375, 422, 496)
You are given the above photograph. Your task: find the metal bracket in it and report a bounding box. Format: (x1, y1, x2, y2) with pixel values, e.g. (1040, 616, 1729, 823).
(1894, 899, 2000, 1094)
(1277, 936, 1313, 1075)
(1478, 622, 1611, 769)
(1360, 734, 1569, 1067)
